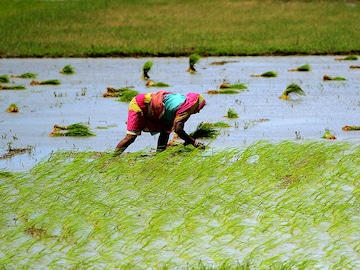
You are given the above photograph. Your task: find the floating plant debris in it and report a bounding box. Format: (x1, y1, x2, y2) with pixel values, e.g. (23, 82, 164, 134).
(342, 125, 360, 131)
(209, 60, 239, 65)
(146, 81, 170, 87)
(30, 79, 61, 85)
(250, 71, 277, 77)
(0, 145, 33, 159)
(334, 55, 358, 61)
(0, 84, 26, 90)
(279, 83, 305, 100)
(323, 74, 346, 81)
(187, 53, 201, 73)
(0, 74, 10, 83)
(321, 128, 336, 139)
(49, 123, 95, 137)
(11, 72, 37, 78)
(142, 61, 153, 80)
(6, 103, 19, 113)
(60, 64, 75, 74)
(288, 64, 311, 72)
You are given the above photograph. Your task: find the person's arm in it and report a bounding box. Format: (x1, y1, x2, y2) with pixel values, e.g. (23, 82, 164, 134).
(114, 134, 137, 156)
(174, 122, 203, 147)
(157, 131, 170, 152)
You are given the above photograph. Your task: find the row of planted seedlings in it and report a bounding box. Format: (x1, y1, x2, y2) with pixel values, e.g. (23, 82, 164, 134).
(1, 140, 360, 268)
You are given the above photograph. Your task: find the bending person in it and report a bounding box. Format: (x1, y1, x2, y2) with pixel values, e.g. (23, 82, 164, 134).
(114, 90, 206, 156)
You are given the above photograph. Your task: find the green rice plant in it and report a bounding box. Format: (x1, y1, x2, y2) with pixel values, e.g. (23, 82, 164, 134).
(251, 71, 277, 78)
(187, 54, 201, 73)
(30, 79, 61, 85)
(142, 61, 153, 80)
(226, 108, 238, 118)
(49, 123, 95, 137)
(189, 122, 219, 139)
(0, 84, 26, 90)
(279, 83, 305, 100)
(219, 82, 248, 90)
(323, 74, 346, 81)
(321, 128, 336, 139)
(11, 72, 37, 78)
(288, 64, 311, 72)
(6, 103, 19, 113)
(60, 64, 75, 74)
(116, 89, 139, 102)
(0, 74, 10, 83)
(146, 81, 170, 87)
(335, 55, 358, 61)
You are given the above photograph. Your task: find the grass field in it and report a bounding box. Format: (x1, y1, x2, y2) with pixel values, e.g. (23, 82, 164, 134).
(0, 0, 359, 57)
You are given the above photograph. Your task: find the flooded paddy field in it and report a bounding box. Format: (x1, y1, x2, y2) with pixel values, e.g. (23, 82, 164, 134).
(0, 56, 359, 171)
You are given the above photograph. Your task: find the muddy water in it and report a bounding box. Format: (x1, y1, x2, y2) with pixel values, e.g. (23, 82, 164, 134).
(1, 56, 359, 171)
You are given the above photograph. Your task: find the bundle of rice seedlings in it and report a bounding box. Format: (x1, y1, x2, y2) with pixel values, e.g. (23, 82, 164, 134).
(323, 74, 346, 81)
(50, 123, 95, 137)
(250, 71, 277, 78)
(142, 61, 153, 80)
(279, 83, 306, 100)
(219, 82, 248, 90)
(0, 85, 26, 90)
(146, 81, 170, 88)
(350, 65, 360, 69)
(0, 75, 10, 83)
(187, 54, 201, 73)
(11, 72, 37, 78)
(60, 65, 75, 74)
(321, 128, 336, 139)
(288, 64, 311, 72)
(189, 122, 219, 139)
(30, 79, 61, 85)
(6, 103, 19, 113)
(342, 125, 360, 131)
(207, 89, 242, 95)
(117, 89, 139, 102)
(334, 55, 358, 61)
(226, 108, 238, 118)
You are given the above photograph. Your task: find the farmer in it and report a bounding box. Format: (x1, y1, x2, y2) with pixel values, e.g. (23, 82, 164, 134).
(114, 90, 206, 156)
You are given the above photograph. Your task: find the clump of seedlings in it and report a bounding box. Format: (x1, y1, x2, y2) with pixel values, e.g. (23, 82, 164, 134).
(250, 71, 277, 78)
(207, 80, 247, 94)
(30, 79, 61, 85)
(210, 60, 239, 65)
(342, 125, 360, 131)
(226, 108, 239, 118)
(103, 87, 139, 102)
(323, 74, 346, 81)
(6, 103, 19, 113)
(142, 61, 153, 80)
(60, 64, 75, 74)
(0, 74, 10, 83)
(334, 55, 358, 61)
(288, 64, 311, 72)
(146, 81, 170, 88)
(187, 54, 201, 73)
(49, 123, 95, 137)
(11, 72, 37, 78)
(0, 84, 26, 90)
(349, 65, 360, 69)
(321, 128, 336, 139)
(279, 83, 306, 100)
(189, 121, 230, 139)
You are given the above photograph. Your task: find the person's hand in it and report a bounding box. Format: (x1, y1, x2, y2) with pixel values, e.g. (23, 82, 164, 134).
(193, 140, 205, 149)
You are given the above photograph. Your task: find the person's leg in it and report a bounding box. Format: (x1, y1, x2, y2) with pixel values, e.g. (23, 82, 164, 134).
(157, 131, 170, 152)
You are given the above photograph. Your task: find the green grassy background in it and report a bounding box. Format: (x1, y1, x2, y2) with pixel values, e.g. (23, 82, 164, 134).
(0, 0, 359, 57)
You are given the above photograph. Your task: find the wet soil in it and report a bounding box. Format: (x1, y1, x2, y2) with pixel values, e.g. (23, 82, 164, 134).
(0, 56, 359, 171)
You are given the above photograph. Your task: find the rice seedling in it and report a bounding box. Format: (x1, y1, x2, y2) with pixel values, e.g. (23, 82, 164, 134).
(0, 74, 10, 83)
(6, 103, 19, 113)
(349, 65, 360, 69)
(11, 72, 37, 79)
(288, 64, 311, 72)
(189, 122, 219, 139)
(279, 83, 305, 100)
(30, 79, 61, 85)
(219, 83, 247, 90)
(250, 71, 277, 78)
(60, 64, 75, 74)
(342, 125, 360, 131)
(142, 61, 153, 80)
(49, 123, 95, 137)
(116, 89, 139, 102)
(103, 87, 139, 101)
(226, 108, 238, 118)
(321, 128, 336, 139)
(145, 81, 170, 88)
(0, 85, 26, 90)
(334, 55, 358, 61)
(323, 74, 346, 81)
(187, 54, 201, 73)
(207, 89, 242, 95)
